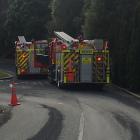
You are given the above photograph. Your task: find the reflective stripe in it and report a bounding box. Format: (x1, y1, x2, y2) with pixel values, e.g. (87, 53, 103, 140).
(64, 76, 67, 83)
(63, 52, 79, 83)
(107, 75, 110, 83)
(17, 51, 29, 72)
(63, 52, 79, 71)
(62, 50, 71, 52)
(18, 69, 20, 75)
(64, 53, 76, 69)
(80, 49, 93, 54)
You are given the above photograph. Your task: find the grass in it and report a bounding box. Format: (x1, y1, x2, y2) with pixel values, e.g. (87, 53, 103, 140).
(0, 70, 9, 78)
(0, 105, 11, 127)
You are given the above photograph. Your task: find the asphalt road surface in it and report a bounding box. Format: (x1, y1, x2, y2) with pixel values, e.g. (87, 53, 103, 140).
(0, 60, 140, 140)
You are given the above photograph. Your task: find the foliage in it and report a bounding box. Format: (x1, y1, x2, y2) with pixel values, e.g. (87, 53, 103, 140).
(49, 0, 83, 37)
(0, 70, 9, 78)
(0, 0, 51, 57)
(82, 0, 140, 91)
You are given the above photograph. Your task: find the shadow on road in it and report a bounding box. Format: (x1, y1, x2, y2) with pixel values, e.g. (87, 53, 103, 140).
(17, 75, 48, 80)
(61, 84, 105, 93)
(28, 104, 63, 140)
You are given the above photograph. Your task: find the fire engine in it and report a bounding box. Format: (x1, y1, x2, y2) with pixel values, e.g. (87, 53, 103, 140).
(48, 32, 110, 88)
(15, 36, 49, 78)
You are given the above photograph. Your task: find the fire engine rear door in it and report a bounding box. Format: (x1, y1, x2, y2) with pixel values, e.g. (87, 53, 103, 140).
(80, 54, 92, 83)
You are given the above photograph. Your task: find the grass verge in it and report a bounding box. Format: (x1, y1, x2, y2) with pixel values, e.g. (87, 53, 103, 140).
(0, 105, 12, 127)
(0, 70, 9, 78)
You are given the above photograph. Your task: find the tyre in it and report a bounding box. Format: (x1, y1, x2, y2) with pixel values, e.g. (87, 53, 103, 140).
(57, 70, 63, 88)
(48, 67, 55, 84)
(57, 80, 64, 88)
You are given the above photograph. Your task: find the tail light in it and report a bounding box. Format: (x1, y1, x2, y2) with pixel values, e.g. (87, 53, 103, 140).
(96, 56, 103, 62)
(61, 44, 67, 50)
(20, 69, 26, 74)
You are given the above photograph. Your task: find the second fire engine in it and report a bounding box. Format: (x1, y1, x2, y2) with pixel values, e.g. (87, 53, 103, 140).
(15, 36, 49, 78)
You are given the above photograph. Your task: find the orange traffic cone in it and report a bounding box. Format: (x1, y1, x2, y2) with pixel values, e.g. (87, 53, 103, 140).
(9, 82, 20, 106)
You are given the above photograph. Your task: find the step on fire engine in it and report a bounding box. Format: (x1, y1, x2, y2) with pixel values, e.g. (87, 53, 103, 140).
(15, 36, 49, 78)
(48, 32, 110, 88)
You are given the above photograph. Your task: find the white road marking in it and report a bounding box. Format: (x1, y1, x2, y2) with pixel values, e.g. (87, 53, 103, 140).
(113, 84, 140, 98)
(58, 102, 63, 105)
(78, 112, 85, 140)
(126, 91, 140, 98)
(15, 82, 25, 85)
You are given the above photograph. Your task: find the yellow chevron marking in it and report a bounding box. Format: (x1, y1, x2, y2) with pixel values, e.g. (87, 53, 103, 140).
(63, 53, 72, 68)
(18, 53, 28, 64)
(64, 53, 79, 72)
(64, 53, 72, 61)
(65, 53, 78, 64)
(17, 51, 29, 70)
(64, 76, 67, 83)
(19, 61, 28, 68)
(22, 63, 28, 69)
(18, 52, 26, 60)
(64, 53, 76, 66)
(19, 58, 25, 65)
(20, 59, 28, 67)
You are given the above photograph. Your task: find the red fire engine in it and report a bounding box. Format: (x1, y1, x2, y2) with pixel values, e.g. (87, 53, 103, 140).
(48, 32, 110, 88)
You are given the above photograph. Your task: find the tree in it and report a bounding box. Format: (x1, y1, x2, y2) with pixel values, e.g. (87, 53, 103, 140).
(0, 0, 51, 58)
(82, 0, 140, 91)
(127, 1, 140, 91)
(6, 0, 51, 40)
(0, 0, 8, 57)
(50, 0, 83, 37)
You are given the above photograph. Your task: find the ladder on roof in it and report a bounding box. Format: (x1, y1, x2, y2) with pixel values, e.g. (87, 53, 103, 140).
(18, 36, 26, 44)
(54, 31, 79, 44)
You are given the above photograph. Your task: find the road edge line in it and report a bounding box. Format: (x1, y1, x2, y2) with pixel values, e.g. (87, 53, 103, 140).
(112, 84, 140, 99)
(78, 112, 85, 140)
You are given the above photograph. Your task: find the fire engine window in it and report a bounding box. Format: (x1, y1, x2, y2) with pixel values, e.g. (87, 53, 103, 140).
(34, 43, 49, 66)
(35, 44, 48, 55)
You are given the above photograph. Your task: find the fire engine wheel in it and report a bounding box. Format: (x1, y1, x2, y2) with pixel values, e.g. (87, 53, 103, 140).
(57, 80, 60, 88)
(57, 80, 63, 88)
(57, 71, 63, 88)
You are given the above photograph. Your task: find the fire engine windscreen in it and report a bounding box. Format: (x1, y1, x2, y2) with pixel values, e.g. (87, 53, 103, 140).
(34, 43, 49, 67)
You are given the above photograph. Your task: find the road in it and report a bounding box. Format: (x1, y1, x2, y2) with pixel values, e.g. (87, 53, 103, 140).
(0, 60, 140, 140)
